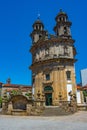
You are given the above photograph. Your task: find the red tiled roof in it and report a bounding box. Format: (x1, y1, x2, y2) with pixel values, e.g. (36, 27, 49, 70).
(6, 87, 32, 92)
(83, 85, 87, 90)
(77, 84, 83, 90)
(3, 83, 32, 88)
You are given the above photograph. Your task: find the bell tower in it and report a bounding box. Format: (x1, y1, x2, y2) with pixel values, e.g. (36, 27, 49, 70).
(30, 10, 77, 106)
(54, 9, 71, 38)
(30, 17, 48, 43)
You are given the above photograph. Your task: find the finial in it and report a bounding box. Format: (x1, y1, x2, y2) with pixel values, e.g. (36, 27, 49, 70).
(37, 9, 40, 19)
(60, 8, 63, 12)
(37, 13, 40, 20)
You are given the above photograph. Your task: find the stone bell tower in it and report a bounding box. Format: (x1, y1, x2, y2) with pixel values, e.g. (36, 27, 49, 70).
(30, 18, 48, 43)
(54, 9, 71, 37)
(30, 10, 77, 106)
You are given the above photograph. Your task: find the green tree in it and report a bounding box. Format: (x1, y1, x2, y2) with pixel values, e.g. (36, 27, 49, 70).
(83, 90, 87, 102)
(0, 96, 2, 108)
(10, 90, 18, 96)
(83, 90, 87, 97)
(25, 91, 32, 99)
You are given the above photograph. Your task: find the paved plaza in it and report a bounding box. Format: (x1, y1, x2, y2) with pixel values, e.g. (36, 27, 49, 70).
(0, 111, 87, 130)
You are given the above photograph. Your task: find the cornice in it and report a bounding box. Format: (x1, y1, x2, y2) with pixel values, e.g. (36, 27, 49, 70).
(29, 58, 77, 70)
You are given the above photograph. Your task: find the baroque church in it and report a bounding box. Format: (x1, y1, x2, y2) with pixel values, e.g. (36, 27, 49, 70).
(30, 10, 77, 106)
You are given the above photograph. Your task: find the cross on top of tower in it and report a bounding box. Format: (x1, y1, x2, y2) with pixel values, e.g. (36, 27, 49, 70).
(59, 8, 66, 15)
(60, 8, 63, 12)
(37, 13, 40, 20)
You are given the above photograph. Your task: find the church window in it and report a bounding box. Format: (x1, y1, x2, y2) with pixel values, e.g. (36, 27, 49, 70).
(64, 27, 67, 34)
(60, 17, 61, 21)
(66, 71, 71, 80)
(63, 17, 65, 21)
(39, 25, 41, 29)
(36, 25, 38, 29)
(46, 74, 50, 80)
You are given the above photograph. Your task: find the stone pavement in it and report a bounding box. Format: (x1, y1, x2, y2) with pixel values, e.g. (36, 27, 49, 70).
(0, 111, 87, 130)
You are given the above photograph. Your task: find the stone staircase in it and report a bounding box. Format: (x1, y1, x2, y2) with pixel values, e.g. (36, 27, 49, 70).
(41, 106, 72, 116)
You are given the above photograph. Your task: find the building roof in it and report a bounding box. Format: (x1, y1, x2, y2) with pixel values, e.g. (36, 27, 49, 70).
(58, 9, 66, 15)
(32, 19, 44, 28)
(2, 83, 32, 88)
(5, 87, 32, 92)
(77, 84, 83, 90)
(55, 9, 68, 21)
(83, 85, 87, 90)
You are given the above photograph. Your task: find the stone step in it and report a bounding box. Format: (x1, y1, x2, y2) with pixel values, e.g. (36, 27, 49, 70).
(41, 106, 72, 116)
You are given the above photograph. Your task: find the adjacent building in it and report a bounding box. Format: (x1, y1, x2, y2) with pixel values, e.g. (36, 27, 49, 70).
(0, 78, 32, 98)
(77, 84, 84, 104)
(81, 68, 87, 86)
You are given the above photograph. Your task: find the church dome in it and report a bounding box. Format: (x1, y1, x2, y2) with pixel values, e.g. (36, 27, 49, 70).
(32, 19, 44, 29)
(58, 9, 67, 15)
(55, 9, 68, 22)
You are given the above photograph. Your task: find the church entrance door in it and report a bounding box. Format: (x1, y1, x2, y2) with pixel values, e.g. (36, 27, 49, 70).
(45, 93, 52, 106)
(44, 86, 53, 106)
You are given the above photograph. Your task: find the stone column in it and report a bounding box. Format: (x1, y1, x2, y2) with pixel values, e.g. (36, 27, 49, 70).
(58, 68, 62, 101)
(7, 102, 13, 115)
(27, 104, 32, 115)
(53, 69, 59, 105)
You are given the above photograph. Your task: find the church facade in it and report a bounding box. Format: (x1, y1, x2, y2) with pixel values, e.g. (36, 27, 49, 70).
(30, 10, 77, 106)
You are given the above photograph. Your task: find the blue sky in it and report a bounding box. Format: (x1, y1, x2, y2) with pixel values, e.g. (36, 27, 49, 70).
(0, 0, 87, 85)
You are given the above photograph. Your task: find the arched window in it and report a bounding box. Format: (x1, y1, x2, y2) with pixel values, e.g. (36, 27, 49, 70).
(63, 17, 65, 21)
(64, 26, 67, 34)
(39, 25, 41, 30)
(36, 25, 38, 30)
(45, 74, 50, 80)
(59, 17, 61, 21)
